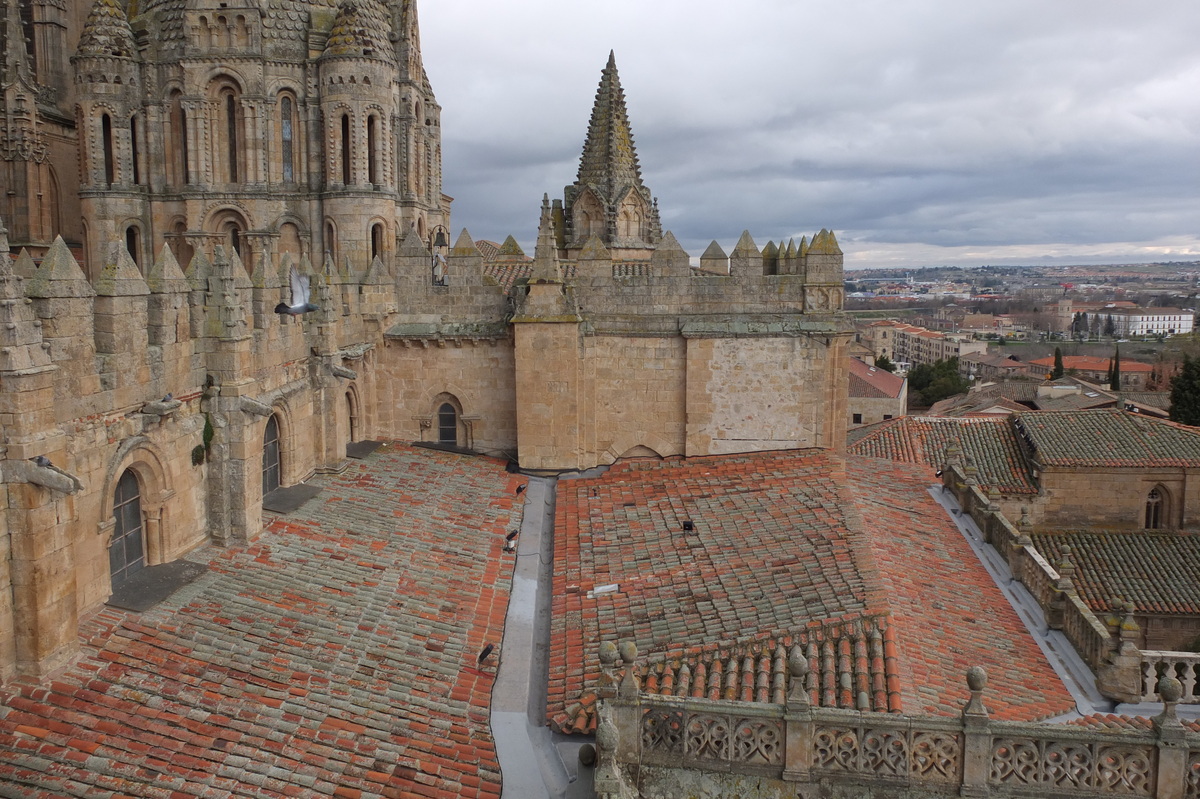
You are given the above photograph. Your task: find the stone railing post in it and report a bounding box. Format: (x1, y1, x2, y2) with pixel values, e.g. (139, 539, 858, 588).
(783, 645, 814, 782)
(1152, 677, 1187, 799)
(960, 666, 991, 798)
(612, 640, 641, 763)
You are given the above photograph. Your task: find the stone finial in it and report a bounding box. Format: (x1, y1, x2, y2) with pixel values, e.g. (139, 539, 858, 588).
(1154, 675, 1184, 732)
(1056, 545, 1076, 591)
(786, 644, 810, 709)
(617, 640, 639, 699)
(962, 666, 988, 718)
(13, 248, 37, 280)
(599, 640, 619, 667)
(650, 231, 689, 275)
(618, 639, 637, 665)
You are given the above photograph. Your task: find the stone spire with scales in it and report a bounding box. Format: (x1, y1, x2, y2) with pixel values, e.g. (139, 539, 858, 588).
(560, 51, 661, 258)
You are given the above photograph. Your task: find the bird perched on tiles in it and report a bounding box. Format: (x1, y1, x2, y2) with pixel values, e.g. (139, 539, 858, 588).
(951, 508, 961, 516)
(515, 484, 526, 495)
(478, 643, 495, 665)
(274, 265, 319, 316)
(162, 393, 173, 402)
(504, 530, 518, 553)
(934, 469, 943, 477)
(30, 455, 51, 468)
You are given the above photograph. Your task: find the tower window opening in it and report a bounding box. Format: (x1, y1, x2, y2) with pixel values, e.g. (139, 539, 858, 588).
(101, 113, 115, 186)
(367, 116, 378, 184)
(340, 114, 351, 185)
(281, 96, 294, 183)
(225, 91, 239, 182)
(129, 116, 140, 185)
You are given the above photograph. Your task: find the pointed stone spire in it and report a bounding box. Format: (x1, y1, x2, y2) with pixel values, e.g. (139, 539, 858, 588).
(498, 235, 525, 259)
(145, 242, 187, 295)
(531, 195, 562, 283)
(699, 240, 728, 275)
(562, 52, 661, 254)
(1, 0, 34, 87)
(650, 231, 689, 275)
(395, 0, 431, 90)
(577, 51, 643, 198)
(94, 241, 149, 297)
(25, 237, 93, 299)
(730, 230, 759, 275)
(13, 248, 37, 280)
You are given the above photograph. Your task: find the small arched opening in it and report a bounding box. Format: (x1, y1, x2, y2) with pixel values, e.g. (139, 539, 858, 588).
(263, 414, 282, 495)
(101, 112, 115, 186)
(438, 402, 458, 446)
(1146, 485, 1169, 530)
(109, 469, 145, 589)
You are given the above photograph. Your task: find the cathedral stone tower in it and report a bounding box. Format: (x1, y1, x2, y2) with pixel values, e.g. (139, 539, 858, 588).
(69, 0, 449, 278)
(557, 52, 662, 265)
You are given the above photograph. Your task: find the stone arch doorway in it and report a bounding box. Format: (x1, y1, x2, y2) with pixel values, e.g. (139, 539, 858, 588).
(438, 402, 458, 446)
(263, 415, 282, 495)
(109, 469, 145, 589)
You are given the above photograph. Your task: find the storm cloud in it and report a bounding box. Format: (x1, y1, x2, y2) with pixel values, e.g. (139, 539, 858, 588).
(420, 0, 1200, 269)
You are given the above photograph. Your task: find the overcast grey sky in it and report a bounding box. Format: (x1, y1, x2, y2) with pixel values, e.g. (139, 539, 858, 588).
(420, 1, 1199, 270)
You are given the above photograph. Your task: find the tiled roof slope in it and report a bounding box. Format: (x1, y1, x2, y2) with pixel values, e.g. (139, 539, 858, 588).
(1028, 355, 1153, 374)
(1030, 531, 1200, 615)
(848, 357, 905, 399)
(847, 416, 1037, 495)
(0, 444, 522, 798)
(547, 450, 1073, 733)
(1015, 409, 1200, 468)
(845, 458, 1074, 720)
(1069, 714, 1200, 734)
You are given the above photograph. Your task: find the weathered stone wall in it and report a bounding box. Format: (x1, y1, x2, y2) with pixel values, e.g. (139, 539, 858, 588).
(378, 336, 517, 458)
(1036, 466, 1200, 530)
(686, 334, 849, 456)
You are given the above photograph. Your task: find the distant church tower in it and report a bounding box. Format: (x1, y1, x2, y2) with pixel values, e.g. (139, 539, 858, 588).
(69, 0, 449, 278)
(556, 52, 662, 262)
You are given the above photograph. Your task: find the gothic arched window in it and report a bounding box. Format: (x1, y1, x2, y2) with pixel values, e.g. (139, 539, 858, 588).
(1146, 487, 1166, 529)
(367, 115, 379, 185)
(340, 113, 351, 185)
(263, 415, 281, 495)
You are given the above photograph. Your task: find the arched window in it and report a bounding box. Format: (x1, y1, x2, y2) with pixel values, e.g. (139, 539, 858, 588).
(438, 403, 458, 446)
(340, 113, 351, 185)
(280, 95, 295, 183)
(109, 469, 144, 588)
(370, 222, 382, 259)
(223, 90, 240, 182)
(125, 225, 141, 269)
(129, 115, 140, 185)
(346, 390, 359, 443)
(263, 415, 281, 495)
(367, 115, 378, 184)
(325, 219, 337, 264)
(1146, 487, 1166, 529)
(170, 94, 190, 185)
(101, 113, 115, 186)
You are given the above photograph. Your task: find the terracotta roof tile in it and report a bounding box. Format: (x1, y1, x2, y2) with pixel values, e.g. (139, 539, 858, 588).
(1069, 713, 1200, 733)
(1028, 355, 1153, 374)
(848, 357, 905, 399)
(1030, 530, 1200, 615)
(1014, 409, 1200, 468)
(547, 449, 1073, 733)
(847, 416, 1037, 495)
(0, 444, 520, 797)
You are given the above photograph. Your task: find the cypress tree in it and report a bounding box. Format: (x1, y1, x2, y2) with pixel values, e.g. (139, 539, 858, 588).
(1110, 346, 1121, 391)
(1052, 347, 1064, 379)
(1170, 356, 1200, 425)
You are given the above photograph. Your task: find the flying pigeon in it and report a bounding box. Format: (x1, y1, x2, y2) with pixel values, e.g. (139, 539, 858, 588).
(275, 266, 319, 316)
(30, 455, 51, 468)
(478, 643, 495, 665)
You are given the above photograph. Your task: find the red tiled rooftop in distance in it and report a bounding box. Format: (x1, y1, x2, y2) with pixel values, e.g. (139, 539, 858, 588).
(547, 449, 1073, 733)
(0, 444, 521, 798)
(848, 357, 905, 399)
(1028, 355, 1153, 374)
